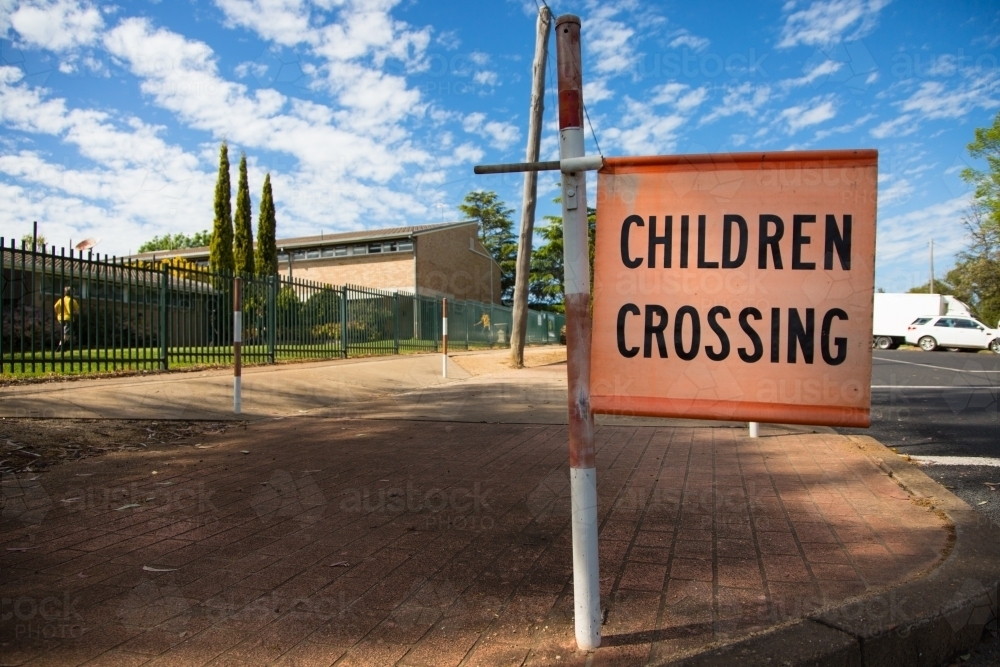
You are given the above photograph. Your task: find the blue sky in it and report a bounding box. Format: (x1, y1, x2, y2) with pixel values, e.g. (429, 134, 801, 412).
(1, 0, 998, 292)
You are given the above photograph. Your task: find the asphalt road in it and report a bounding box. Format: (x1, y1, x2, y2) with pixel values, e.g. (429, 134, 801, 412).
(837, 349, 1000, 528)
(838, 349, 1000, 666)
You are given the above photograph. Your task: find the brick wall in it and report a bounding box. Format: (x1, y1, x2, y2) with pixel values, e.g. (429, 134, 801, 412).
(415, 224, 500, 303)
(278, 252, 414, 292)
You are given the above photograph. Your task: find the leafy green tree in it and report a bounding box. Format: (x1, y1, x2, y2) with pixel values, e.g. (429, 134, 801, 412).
(255, 174, 278, 276)
(962, 112, 1000, 229)
(210, 142, 235, 273)
(20, 233, 47, 250)
(529, 198, 596, 311)
(952, 205, 1000, 327)
(458, 190, 517, 303)
(138, 230, 211, 253)
(233, 153, 254, 276)
(957, 112, 1000, 327)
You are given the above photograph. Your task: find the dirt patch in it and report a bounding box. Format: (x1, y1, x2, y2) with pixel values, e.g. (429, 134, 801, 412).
(449, 345, 566, 376)
(0, 418, 245, 474)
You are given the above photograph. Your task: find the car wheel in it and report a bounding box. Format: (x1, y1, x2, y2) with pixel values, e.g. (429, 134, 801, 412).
(875, 336, 893, 350)
(991, 339, 1000, 354)
(918, 336, 937, 351)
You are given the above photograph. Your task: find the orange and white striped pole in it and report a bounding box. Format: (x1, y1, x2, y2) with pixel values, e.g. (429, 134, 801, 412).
(441, 297, 448, 378)
(234, 277, 242, 414)
(556, 14, 600, 650)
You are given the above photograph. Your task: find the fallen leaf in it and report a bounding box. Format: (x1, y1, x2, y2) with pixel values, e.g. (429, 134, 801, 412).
(329, 561, 350, 567)
(6, 546, 38, 551)
(115, 503, 141, 511)
(978, 501, 988, 505)
(194, 444, 216, 449)
(142, 565, 178, 572)
(240, 450, 250, 454)
(61, 497, 81, 503)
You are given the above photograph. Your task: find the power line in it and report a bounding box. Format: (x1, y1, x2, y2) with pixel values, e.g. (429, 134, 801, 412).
(583, 101, 603, 158)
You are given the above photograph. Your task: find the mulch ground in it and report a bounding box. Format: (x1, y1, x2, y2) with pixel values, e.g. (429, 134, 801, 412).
(0, 420, 245, 474)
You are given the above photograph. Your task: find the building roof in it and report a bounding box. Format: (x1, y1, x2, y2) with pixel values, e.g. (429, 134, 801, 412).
(129, 220, 477, 261)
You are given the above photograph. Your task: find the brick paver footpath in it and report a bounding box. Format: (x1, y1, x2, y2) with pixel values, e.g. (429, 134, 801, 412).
(1, 417, 951, 666)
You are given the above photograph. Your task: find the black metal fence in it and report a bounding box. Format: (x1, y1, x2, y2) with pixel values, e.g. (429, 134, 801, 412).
(1, 238, 565, 376)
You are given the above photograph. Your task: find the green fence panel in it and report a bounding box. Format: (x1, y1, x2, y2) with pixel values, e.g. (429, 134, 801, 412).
(2, 239, 569, 376)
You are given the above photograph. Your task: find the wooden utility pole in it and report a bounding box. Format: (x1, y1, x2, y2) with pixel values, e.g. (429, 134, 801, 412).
(510, 6, 551, 368)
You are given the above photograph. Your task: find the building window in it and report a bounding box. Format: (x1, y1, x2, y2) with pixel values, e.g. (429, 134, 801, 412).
(306, 249, 320, 259)
(398, 240, 413, 251)
(321, 247, 335, 258)
(277, 253, 288, 262)
(383, 241, 397, 252)
(334, 245, 348, 256)
(293, 250, 306, 260)
(368, 242, 382, 254)
(353, 244, 367, 255)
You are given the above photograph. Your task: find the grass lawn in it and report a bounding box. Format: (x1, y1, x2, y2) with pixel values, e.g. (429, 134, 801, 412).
(1, 339, 503, 378)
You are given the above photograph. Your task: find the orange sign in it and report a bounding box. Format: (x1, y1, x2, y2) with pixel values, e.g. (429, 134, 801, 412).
(590, 150, 877, 427)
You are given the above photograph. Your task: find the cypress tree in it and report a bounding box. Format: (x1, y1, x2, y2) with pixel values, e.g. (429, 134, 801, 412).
(255, 174, 278, 276)
(209, 142, 235, 273)
(233, 152, 254, 276)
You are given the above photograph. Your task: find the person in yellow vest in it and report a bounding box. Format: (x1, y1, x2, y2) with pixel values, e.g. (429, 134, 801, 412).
(54, 286, 79, 351)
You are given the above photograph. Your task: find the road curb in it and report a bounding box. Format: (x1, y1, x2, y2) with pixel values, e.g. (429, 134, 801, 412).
(657, 435, 1000, 667)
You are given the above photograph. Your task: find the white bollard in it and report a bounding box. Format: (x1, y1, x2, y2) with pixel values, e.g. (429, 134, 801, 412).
(234, 278, 242, 415)
(749, 421, 759, 438)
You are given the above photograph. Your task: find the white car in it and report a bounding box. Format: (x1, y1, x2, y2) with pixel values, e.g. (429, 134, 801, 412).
(905, 315, 1000, 353)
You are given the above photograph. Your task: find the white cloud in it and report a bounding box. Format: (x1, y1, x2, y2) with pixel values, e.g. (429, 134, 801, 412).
(878, 175, 913, 206)
(900, 78, 1000, 120)
(102, 18, 426, 181)
(871, 69, 1000, 139)
(587, 6, 637, 76)
(235, 61, 268, 79)
(778, 96, 837, 133)
(700, 83, 771, 125)
(601, 83, 708, 155)
(462, 112, 520, 150)
(778, 0, 891, 49)
(780, 59, 843, 88)
(8, 0, 103, 51)
(870, 113, 916, 139)
(583, 78, 613, 105)
(813, 112, 873, 139)
(875, 195, 969, 266)
(473, 70, 498, 86)
(668, 30, 710, 52)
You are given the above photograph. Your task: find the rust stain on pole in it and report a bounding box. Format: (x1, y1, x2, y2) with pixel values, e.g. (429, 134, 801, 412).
(556, 13, 595, 471)
(565, 292, 595, 468)
(234, 277, 242, 379)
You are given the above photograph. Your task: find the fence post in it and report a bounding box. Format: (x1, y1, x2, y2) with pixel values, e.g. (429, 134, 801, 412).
(159, 265, 169, 370)
(268, 275, 277, 363)
(393, 292, 400, 354)
(233, 276, 242, 414)
(340, 285, 348, 359)
(433, 298, 439, 352)
(441, 298, 448, 377)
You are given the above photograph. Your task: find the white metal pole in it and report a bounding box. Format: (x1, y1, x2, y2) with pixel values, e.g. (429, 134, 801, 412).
(929, 239, 935, 295)
(442, 298, 448, 378)
(233, 277, 242, 415)
(556, 14, 600, 651)
(749, 421, 759, 438)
